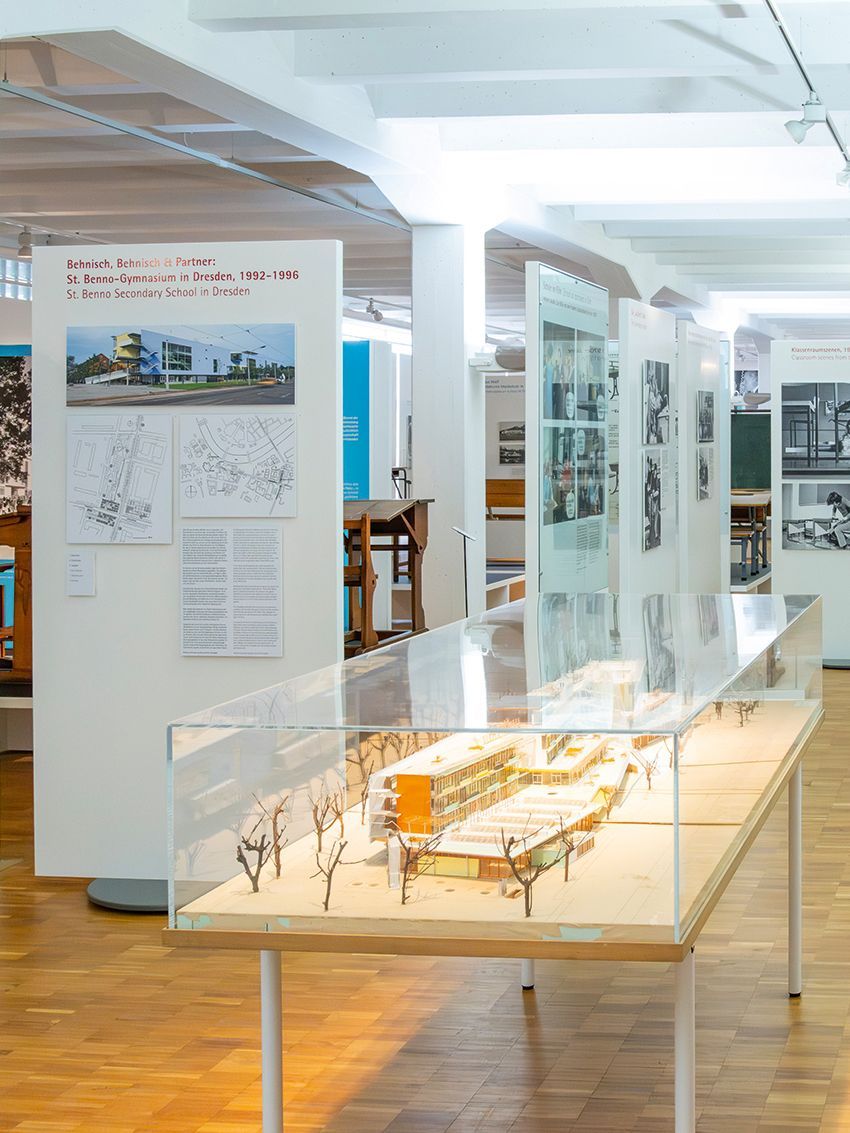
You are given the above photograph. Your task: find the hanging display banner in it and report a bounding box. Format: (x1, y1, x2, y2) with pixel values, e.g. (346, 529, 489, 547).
(525, 263, 609, 595)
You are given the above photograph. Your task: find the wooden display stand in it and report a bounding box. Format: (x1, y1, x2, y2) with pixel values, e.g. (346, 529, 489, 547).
(343, 499, 430, 658)
(0, 506, 32, 683)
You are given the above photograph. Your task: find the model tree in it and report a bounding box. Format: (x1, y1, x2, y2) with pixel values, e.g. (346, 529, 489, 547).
(253, 793, 291, 879)
(558, 826, 576, 882)
(498, 827, 564, 918)
(309, 784, 344, 852)
(235, 814, 274, 894)
(598, 785, 617, 819)
(344, 744, 374, 822)
(632, 745, 661, 790)
(311, 839, 364, 912)
(395, 830, 443, 905)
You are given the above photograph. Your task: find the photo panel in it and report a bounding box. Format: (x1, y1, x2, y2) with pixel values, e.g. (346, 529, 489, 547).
(642, 359, 670, 445)
(643, 450, 662, 551)
(781, 479, 850, 550)
(575, 330, 607, 422)
(542, 423, 577, 526)
(697, 389, 715, 443)
(697, 446, 713, 501)
(781, 381, 850, 475)
(498, 420, 525, 467)
(542, 321, 577, 421)
(66, 323, 296, 408)
(576, 425, 606, 519)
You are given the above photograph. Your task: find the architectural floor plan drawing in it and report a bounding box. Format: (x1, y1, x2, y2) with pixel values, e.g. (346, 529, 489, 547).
(66, 413, 173, 544)
(179, 413, 296, 518)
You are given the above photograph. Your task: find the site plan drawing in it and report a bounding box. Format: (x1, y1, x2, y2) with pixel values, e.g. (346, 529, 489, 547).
(66, 413, 173, 544)
(179, 412, 296, 518)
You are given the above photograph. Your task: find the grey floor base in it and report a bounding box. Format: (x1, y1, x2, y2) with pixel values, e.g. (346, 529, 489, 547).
(87, 877, 168, 913)
(824, 661, 850, 670)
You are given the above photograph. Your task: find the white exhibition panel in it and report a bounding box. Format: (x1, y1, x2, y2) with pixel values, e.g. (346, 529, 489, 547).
(485, 369, 525, 561)
(525, 263, 609, 598)
(771, 340, 848, 661)
(369, 339, 396, 630)
(32, 240, 343, 878)
(676, 321, 726, 594)
(616, 300, 678, 594)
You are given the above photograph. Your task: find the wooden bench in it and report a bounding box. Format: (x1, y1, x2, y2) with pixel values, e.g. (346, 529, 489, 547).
(486, 478, 525, 520)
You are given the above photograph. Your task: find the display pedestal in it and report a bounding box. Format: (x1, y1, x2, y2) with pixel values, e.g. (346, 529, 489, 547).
(87, 878, 168, 913)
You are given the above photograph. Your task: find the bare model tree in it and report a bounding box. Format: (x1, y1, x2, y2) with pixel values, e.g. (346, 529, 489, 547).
(498, 826, 565, 918)
(235, 814, 274, 893)
(309, 785, 344, 853)
(733, 699, 759, 728)
(632, 746, 661, 791)
(598, 785, 617, 819)
(329, 791, 346, 840)
(396, 830, 444, 905)
(312, 839, 348, 911)
(253, 793, 291, 879)
(358, 760, 374, 823)
(558, 826, 577, 882)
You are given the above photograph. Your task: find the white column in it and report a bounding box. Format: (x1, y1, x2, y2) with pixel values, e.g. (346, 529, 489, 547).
(674, 948, 696, 1133)
(520, 958, 535, 990)
(412, 225, 487, 627)
(260, 950, 283, 1133)
(789, 763, 803, 997)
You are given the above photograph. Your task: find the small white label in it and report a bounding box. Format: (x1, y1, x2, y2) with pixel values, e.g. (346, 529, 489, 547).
(66, 550, 96, 596)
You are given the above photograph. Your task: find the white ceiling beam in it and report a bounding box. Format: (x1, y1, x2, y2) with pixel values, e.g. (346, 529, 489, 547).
(189, 0, 770, 32)
(581, 202, 850, 222)
(367, 74, 803, 118)
(630, 236, 850, 253)
(293, 13, 793, 82)
(658, 249, 850, 266)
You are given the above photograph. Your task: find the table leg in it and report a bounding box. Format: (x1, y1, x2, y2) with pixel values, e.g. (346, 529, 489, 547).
(789, 763, 803, 998)
(260, 950, 283, 1133)
(675, 948, 695, 1133)
(520, 959, 535, 990)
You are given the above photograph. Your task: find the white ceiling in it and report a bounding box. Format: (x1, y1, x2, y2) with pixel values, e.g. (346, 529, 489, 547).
(4, 0, 850, 337)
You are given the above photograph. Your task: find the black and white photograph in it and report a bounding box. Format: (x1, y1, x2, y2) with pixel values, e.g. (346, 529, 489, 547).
(542, 424, 576, 525)
(697, 389, 715, 443)
(575, 330, 607, 421)
(643, 593, 676, 695)
(576, 426, 606, 518)
(781, 480, 850, 549)
(542, 320, 576, 421)
(735, 369, 759, 397)
(643, 451, 662, 550)
(697, 446, 713, 501)
(498, 421, 525, 467)
(642, 359, 670, 445)
(781, 381, 850, 475)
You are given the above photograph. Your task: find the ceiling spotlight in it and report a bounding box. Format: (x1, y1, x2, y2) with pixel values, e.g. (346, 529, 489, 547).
(784, 93, 827, 144)
(366, 298, 383, 323)
(837, 160, 850, 187)
(17, 226, 32, 261)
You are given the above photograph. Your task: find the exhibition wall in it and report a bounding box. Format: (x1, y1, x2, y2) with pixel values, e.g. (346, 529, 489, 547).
(485, 369, 525, 562)
(772, 340, 850, 662)
(614, 300, 678, 594)
(676, 321, 727, 594)
(32, 239, 343, 878)
(525, 263, 609, 597)
(342, 338, 395, 628)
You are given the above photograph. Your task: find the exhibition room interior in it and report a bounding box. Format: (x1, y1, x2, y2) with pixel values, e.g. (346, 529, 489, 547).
(5, 2, 850, 1131)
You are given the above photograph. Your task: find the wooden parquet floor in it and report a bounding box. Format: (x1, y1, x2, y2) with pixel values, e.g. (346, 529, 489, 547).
(1, 673, 849, 1131)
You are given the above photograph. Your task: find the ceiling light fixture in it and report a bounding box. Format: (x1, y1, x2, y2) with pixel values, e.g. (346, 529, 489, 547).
(366, 298, 384, 323)
(784, 93, 827, 143)
(17, 226, 32, 261)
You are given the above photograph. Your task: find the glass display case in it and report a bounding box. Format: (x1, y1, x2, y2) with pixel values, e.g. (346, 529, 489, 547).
(168, 593, 822, 956)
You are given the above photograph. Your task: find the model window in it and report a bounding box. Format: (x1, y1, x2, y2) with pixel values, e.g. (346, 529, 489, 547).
(163, 341, 192, 371)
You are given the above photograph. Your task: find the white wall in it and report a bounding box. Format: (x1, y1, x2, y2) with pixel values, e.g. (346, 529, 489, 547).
(771, 339, 848, 661)
(32, 240, 343, 878)
(677, 321, 726, 593)
(485, 370, 525, 562)
(616, 300, 678, 593)
(0, 296, 31, 344)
